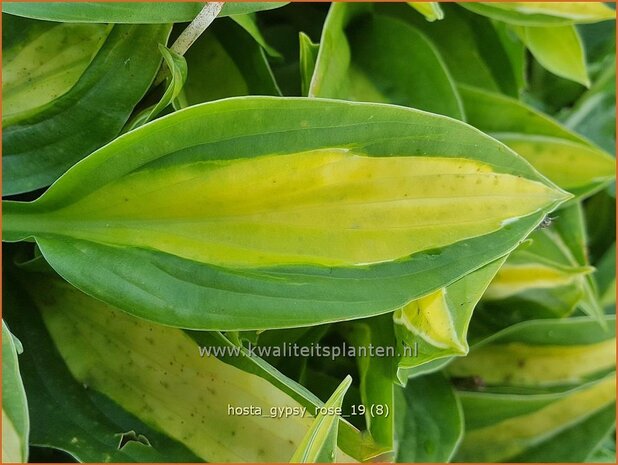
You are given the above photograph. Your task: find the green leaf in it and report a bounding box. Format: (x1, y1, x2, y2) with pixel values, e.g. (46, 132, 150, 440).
(309, 3, 464, 119)
(3, 97, 568, 330)
(394, 259, 505, 382)
(408, 2, 444, 22)
(341, 314, 396, 451)
(3, 2, 289, 23)
(174, 18, 280, 108)
(2, 321, 29, 463)
(3, 273, 201, 462)
(290, 376, 352, 463)
(595, 243, 616, 313)
(18, 272, 345, 462)
(125, 45, 188, 131)
(299, 32, 319, 97)
(460, 2, 616, 27)
(2, 15, 171, 195)
(230, 13, 281, 57)
(459, 84, 615, 198)
(256, 4, 328, 96)
(6, 262, 380, 462)
(454, 374, 616, 462)
(395, 372, 463, 462)
(482, 203, 604, 326)
(449, 316, 616, 389)
(564, 62, 616, 154)
(380, 3, 522, 97)
(184, 330, 385, 461)
(515, 25, 590, 86)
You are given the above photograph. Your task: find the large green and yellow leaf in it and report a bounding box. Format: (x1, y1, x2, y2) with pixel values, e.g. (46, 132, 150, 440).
(18, 272, 369, 462)
(2, 322, 29, 463)
(4, 262, 381, 462)
(2, 15, 171, 195)
(3, 97, 568, 330)
(3, 273, 202, 462)
(454, 374, 616, 462)
(309, 3, 464, 119)
(449, 316, 616, 389)
(2, 2, 289, 23)
(460, 84, 615, 198)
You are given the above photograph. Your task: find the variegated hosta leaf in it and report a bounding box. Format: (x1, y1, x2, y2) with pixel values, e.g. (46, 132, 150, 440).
(484, 261, 592, 301)
(2, 19, 110, 120)
(394, 259, 505, 383)
(2, 322, 29, 463)
(454, 374, 616, 462)
(460, 2, 616, 27)
(407, 2, 444, 22)
(2, 2, 289, 23)
(309, 3, 464, 118)
(3, 98, 568, 330)
(482, 203, 605, 326)
(4, 273, 202, 462)
(513, 25, 589, 86)
(291, 376, 352, 463)
(25, 274, 370, 463)
(5, 266, 382, 463)
(2, 14, 171, 195)
(459, 84, 615, 199)
(448, 316, 616, 388)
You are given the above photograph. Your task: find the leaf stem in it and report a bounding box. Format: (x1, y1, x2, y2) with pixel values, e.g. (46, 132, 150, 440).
(171, 2, 224, 56)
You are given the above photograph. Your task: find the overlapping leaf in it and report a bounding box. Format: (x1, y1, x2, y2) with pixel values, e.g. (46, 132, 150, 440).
(2, 321, 29, 463)
(460, 84, 615, 198)
(4, 273, 201, 462)
(449, 316, 616, 389)
(395, 373, 463, 462)
(394, 260, 505, 382)
(454, 374, 616, 462)
(16, 272, 365, 462)
(379, 3, 524, 97)
(482, 203, 603, 326)
(2, 14, 171, 194)
(4, 97, 567, 330)
(309, 3, 464, 118)
(291, 376, 352, 463)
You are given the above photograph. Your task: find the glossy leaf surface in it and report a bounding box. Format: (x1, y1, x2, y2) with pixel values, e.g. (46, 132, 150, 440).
(4, 97, 567, 330)
(2, 16, 171, 194)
